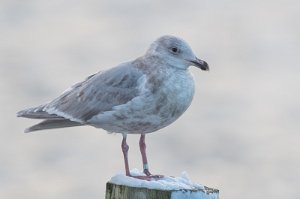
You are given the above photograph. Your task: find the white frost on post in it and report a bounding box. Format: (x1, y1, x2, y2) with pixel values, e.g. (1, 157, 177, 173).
(109, 169, 218, 199)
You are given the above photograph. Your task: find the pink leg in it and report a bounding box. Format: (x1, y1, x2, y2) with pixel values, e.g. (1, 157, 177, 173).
(139, 134, 152, 176)
(121, 134, 163, 180)
(139, 134, 163, 179)
(121, 134, 130, 176)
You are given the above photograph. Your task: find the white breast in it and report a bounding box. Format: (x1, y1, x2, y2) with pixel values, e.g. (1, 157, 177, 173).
(157, 69, 195, 122)
(164, 69, 195, 108)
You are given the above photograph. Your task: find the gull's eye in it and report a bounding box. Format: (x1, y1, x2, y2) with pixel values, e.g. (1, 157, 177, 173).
(171, 47, 179, 53)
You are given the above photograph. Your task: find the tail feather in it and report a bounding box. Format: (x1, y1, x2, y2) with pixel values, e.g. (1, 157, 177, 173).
(25, 119, 83, 133)
(17, 105, 63, 119)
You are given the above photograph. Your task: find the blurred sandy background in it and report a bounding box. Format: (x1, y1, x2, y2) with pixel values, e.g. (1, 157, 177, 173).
(1, 0, 299, 198)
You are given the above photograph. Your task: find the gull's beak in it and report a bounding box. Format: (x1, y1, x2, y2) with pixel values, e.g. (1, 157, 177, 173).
(189, 57, 209, 71)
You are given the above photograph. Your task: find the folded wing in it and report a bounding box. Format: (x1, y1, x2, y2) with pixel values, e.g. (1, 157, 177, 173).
(17, 62, 144, 132)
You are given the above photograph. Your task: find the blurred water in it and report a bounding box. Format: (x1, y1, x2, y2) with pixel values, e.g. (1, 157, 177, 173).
(1, 0, 299, 199)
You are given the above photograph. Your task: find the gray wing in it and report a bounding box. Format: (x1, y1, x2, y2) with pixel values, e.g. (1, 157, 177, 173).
(44, 62, 144, 123)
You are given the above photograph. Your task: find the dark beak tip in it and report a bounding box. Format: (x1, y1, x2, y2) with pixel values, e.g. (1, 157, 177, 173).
(197, 60, 209, 71)
(201, 62, 209, 71)
(189, 59, 209, 71)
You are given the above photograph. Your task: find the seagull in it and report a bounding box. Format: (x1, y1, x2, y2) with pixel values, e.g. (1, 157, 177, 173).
(17, 35, 209, 179)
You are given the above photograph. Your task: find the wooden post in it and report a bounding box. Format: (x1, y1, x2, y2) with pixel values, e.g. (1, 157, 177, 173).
(105, 182, 219, 199)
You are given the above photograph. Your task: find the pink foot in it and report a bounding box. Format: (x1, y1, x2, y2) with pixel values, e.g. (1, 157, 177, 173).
(128, 174, 164, 181)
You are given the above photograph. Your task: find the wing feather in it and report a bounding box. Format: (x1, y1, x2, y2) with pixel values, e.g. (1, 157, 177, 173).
(44, 62, 143, 122)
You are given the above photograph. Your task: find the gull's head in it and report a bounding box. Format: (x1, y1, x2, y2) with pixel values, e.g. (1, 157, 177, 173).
(146, 35, 209, 71)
